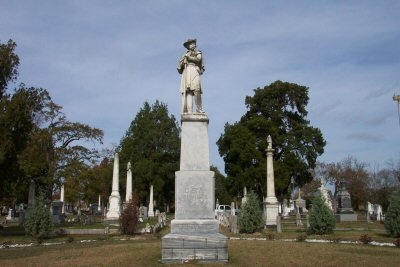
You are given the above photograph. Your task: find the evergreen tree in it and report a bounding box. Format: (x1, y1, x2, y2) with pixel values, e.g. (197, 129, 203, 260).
(384, 189, 400, 237)
(217, 81, 325, 200)
(238, 191, 264, 233)
(118, 101, 180, 209)
(308, 195, 336, 235)
(24, 191, 54, 243)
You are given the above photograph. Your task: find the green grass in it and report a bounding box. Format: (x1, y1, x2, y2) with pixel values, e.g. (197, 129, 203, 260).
(1, 219, 399, 266)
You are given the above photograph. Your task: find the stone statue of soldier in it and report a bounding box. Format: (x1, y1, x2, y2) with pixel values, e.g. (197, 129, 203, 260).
(178, 38, 205, 114)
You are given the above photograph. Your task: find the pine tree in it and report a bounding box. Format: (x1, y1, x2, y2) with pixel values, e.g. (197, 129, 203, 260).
(238, 191, 264, 233)
(384, 189, 400, 237)
(308, 195, 336, 235)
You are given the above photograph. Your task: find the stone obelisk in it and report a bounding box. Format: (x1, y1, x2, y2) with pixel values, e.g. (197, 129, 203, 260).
(126, 162, 132, 202)
(148, 185, 155, 217)
(162, 38, 228, 263)
(60, 185, 65, 214)
(106, 153, 121, 220)
(263, 135, 279, 226)
(98, 194, 101, 212)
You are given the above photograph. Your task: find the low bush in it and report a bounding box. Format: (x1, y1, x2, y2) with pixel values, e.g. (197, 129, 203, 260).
(308, 195, 336, 235)
(238, 191, 264, 234)
(359, 234, 372, 244)
(24, 191, 54, 243)
(296, 233, 307, 242)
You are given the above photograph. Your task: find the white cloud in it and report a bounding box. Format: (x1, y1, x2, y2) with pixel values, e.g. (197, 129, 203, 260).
(1, 0, 399, 172)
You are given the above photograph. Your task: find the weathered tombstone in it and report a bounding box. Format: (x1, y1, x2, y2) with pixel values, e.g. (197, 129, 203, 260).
(106, 153, 121, 221)
(282, 199, 290, 217)
(318, 177, 333, 210)
(139, 205, 148, 221)
(335, 180, 357, 222)
(51, 201, 65, 224)
(6, 208, 14, 221)
(375, 204, 383, 221)
(294, 189, 307, 214)
(241, 187, 248, 206)
(90, 203, 99, 215)
(27, 180, 35, 210)
(368, 202, 383, 221)
(19, 180, 35, 225)
(162, 38, 228, 263)
(145, 222, 151, 233)
(263, 135, 279, 226)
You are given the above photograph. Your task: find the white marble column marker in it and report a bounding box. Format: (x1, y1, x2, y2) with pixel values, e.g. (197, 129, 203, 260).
(148, 184, 154, 217)
(126, 162, 132, 202)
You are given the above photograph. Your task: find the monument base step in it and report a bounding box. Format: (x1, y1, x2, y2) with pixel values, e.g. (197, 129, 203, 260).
(162, 233, 228, 263)
(171, 219, 219, 234)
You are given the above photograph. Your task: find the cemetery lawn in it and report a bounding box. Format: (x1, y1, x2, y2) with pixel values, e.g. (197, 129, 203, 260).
(0, 236, 399, 267)
(1, 221, 398, 266)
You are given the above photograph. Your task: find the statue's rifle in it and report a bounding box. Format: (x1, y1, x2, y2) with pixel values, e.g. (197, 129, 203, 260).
(182, 55, 188, 113)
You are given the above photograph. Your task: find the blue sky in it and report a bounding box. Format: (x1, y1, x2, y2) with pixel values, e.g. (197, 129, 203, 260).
(1, 1, 399, 174)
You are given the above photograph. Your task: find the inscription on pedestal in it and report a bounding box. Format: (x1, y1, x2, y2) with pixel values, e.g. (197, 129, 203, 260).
(175, 171, 214, 219)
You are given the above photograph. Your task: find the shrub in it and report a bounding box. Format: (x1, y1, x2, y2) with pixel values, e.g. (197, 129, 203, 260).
(296, 233, 307, 242)
(384, 189, 400, 237)
(393, 238, 400, 248)
(120, 191, 139, 235)
(238, 191, 264, 233)
(265, 232, 275, 240)
(24, 191, 54, 243)
(308, 195, 336, 235)
(359, 234, 372, 244)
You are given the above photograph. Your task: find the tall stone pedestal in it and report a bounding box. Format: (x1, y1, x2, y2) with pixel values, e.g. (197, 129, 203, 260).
(106, 153, 121, 221)
(162, 114, 228, 263)
(264, 202, 279, 226)
(263, 136, 279, 226)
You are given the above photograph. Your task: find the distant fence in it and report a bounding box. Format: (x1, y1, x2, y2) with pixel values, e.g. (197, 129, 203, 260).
(278, 214, 309, 233)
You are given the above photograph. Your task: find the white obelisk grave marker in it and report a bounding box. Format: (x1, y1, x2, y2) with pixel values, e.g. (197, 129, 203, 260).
(126, 162, 132, 202)
(106, 153, 121, 220)
(148, 185, 155, 217)
(60, 184, 65, 214)
(263, 135, 279, 226)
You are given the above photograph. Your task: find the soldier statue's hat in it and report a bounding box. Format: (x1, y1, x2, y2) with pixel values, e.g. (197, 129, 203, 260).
(183, 38, 197, 49)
